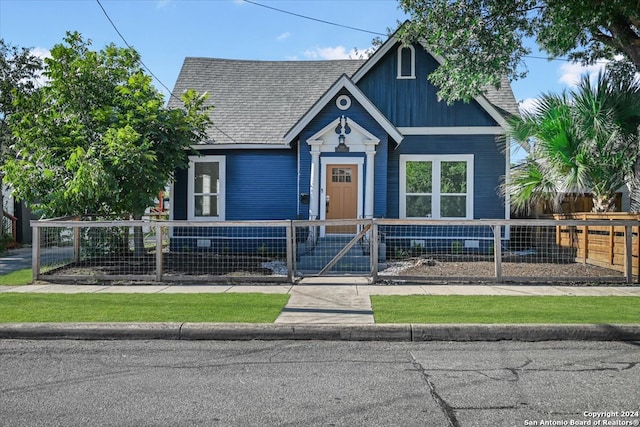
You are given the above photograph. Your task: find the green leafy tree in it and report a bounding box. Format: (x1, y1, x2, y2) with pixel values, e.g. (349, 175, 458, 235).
(0, 40, 43, 243)
(398, 0, 640, 103)
(504, 71, 640, 213)
(5, 32, 211, 254)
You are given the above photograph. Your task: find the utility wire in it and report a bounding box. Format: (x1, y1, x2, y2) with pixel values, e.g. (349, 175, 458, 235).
(242, 0, 387, 37)
(242, 0, 612, 64)
(95, 0, 176, 99)
(95, 0, 238, 143)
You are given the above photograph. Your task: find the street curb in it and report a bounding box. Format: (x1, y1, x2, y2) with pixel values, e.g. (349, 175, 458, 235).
(0, 323, 639, 341)
(0, 323, 182, 340)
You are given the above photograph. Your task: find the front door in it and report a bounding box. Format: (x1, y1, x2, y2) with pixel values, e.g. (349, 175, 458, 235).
(325, 164, 358, 234)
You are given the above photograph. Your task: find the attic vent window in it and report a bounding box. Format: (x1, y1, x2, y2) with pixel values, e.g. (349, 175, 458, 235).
(336, 95, 351, 111)
(397, 44, 416, 79)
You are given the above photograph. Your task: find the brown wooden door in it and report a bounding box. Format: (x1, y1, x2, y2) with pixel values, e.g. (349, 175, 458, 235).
(326, 164, 358, 234)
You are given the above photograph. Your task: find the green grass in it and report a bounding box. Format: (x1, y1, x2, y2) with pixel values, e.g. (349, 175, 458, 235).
(371, 295, 640, 324)
(0, 293, 290, 323)
(0, 269, 32, 286)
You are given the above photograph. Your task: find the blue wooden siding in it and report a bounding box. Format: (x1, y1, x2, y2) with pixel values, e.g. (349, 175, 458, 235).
(173, 149, 297, 221)
(357, 42, 498, 127)
(386, 135, 506, 219)
(297, 88, 389, 219)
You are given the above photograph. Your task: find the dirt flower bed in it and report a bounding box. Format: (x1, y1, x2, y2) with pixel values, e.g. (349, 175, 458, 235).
(44, 253, 281, 277)
(42, 252, 631, 284)
(380, 257, 622, 279)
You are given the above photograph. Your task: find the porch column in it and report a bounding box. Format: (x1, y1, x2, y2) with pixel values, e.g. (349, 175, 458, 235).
(308, 144, 322, 220)
(364, 142, 377, 219)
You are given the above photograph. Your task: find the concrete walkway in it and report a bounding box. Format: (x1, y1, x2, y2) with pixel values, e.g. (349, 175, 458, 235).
(276, 286, 374, 324)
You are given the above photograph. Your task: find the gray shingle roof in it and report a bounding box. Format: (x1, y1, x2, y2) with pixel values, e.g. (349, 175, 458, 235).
(483, 75, 520, 118)
(168, 58, 365, 145)
(169, 56, 519, 146)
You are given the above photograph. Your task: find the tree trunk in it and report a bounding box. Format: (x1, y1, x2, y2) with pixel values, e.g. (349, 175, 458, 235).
(132, 213, 145, 258)
(591, 193, 618, 213)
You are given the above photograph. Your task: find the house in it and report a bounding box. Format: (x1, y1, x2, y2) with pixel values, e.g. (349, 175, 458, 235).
(167, 30, 519, 256)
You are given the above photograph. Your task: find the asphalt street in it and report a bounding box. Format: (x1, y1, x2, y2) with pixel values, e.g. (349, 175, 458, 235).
(1, 340, 639, 427)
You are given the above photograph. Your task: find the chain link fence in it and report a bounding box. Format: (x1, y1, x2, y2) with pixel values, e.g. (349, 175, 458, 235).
(31, 218, 639, 284)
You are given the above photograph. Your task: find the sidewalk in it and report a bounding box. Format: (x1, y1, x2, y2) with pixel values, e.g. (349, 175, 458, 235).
(1, 281, 639, 341)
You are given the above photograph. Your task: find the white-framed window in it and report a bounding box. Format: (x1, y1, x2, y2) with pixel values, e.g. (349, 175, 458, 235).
(397, 44, 416, 79)
(400, 155, 474, 219)
(187, 155, 225, 220)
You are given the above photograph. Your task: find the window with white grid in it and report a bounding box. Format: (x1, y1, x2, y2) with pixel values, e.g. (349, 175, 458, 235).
(400, 154, 473, 219)
(188, 155, 226, 220)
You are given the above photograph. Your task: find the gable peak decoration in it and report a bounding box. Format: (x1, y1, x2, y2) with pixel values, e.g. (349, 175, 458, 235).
(335, 115, 351, 152)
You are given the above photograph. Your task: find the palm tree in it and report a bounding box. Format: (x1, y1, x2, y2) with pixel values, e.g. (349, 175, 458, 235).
(504, 71, 640, 214)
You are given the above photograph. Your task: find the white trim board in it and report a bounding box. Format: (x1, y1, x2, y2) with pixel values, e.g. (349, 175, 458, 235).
(191, 143, 290, 150)
(399, 127, 506, 135)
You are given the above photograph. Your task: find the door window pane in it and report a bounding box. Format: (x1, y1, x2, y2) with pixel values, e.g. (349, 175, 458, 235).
(332, 167, 352, 183)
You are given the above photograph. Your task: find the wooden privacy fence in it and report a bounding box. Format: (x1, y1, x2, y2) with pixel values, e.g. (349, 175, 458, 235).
(553, 213, 640, 278)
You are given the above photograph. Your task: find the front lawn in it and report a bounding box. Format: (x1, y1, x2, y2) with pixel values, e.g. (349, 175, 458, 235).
(0, 269, 32, 286)
(0, 293, 290, 323)
(371, 295, 640, 324)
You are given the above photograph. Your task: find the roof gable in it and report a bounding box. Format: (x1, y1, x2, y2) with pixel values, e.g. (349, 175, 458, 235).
(284, 74, 403, 145)
(351, 30, 519, 123)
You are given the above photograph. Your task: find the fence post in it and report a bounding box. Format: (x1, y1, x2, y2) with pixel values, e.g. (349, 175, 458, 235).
(625, 225, 632, 284)
(371, 221, 378, 282)
(286, 221, 294, 283)
(155, 222, 163, 282)
(31, 222, 40, 281)
(493, 224, 502, 282)
(74, 223, 81, 264)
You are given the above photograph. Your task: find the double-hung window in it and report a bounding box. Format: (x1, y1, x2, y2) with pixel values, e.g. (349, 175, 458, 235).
(400, 155, 473, 219)
(188, 155, 225, 220)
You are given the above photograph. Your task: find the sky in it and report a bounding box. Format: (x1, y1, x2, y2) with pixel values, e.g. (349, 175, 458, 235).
(0, 0, 609, 140)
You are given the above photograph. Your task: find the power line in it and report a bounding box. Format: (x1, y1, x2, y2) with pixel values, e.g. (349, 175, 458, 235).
(95, 0, 176, 99)
(242, 0, 612, 64)
(94, 0, 237, 143)
(242, 0, 387, 37)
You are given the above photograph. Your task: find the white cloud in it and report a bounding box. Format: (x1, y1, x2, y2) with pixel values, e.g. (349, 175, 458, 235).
(558, 61, 606, 87)
(518, 97, 539, 115)
(276, 32, 291, 42)
(31, 47, 51, 61)
(30, 48, 51, 87)
(303, 45, 368, 60)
